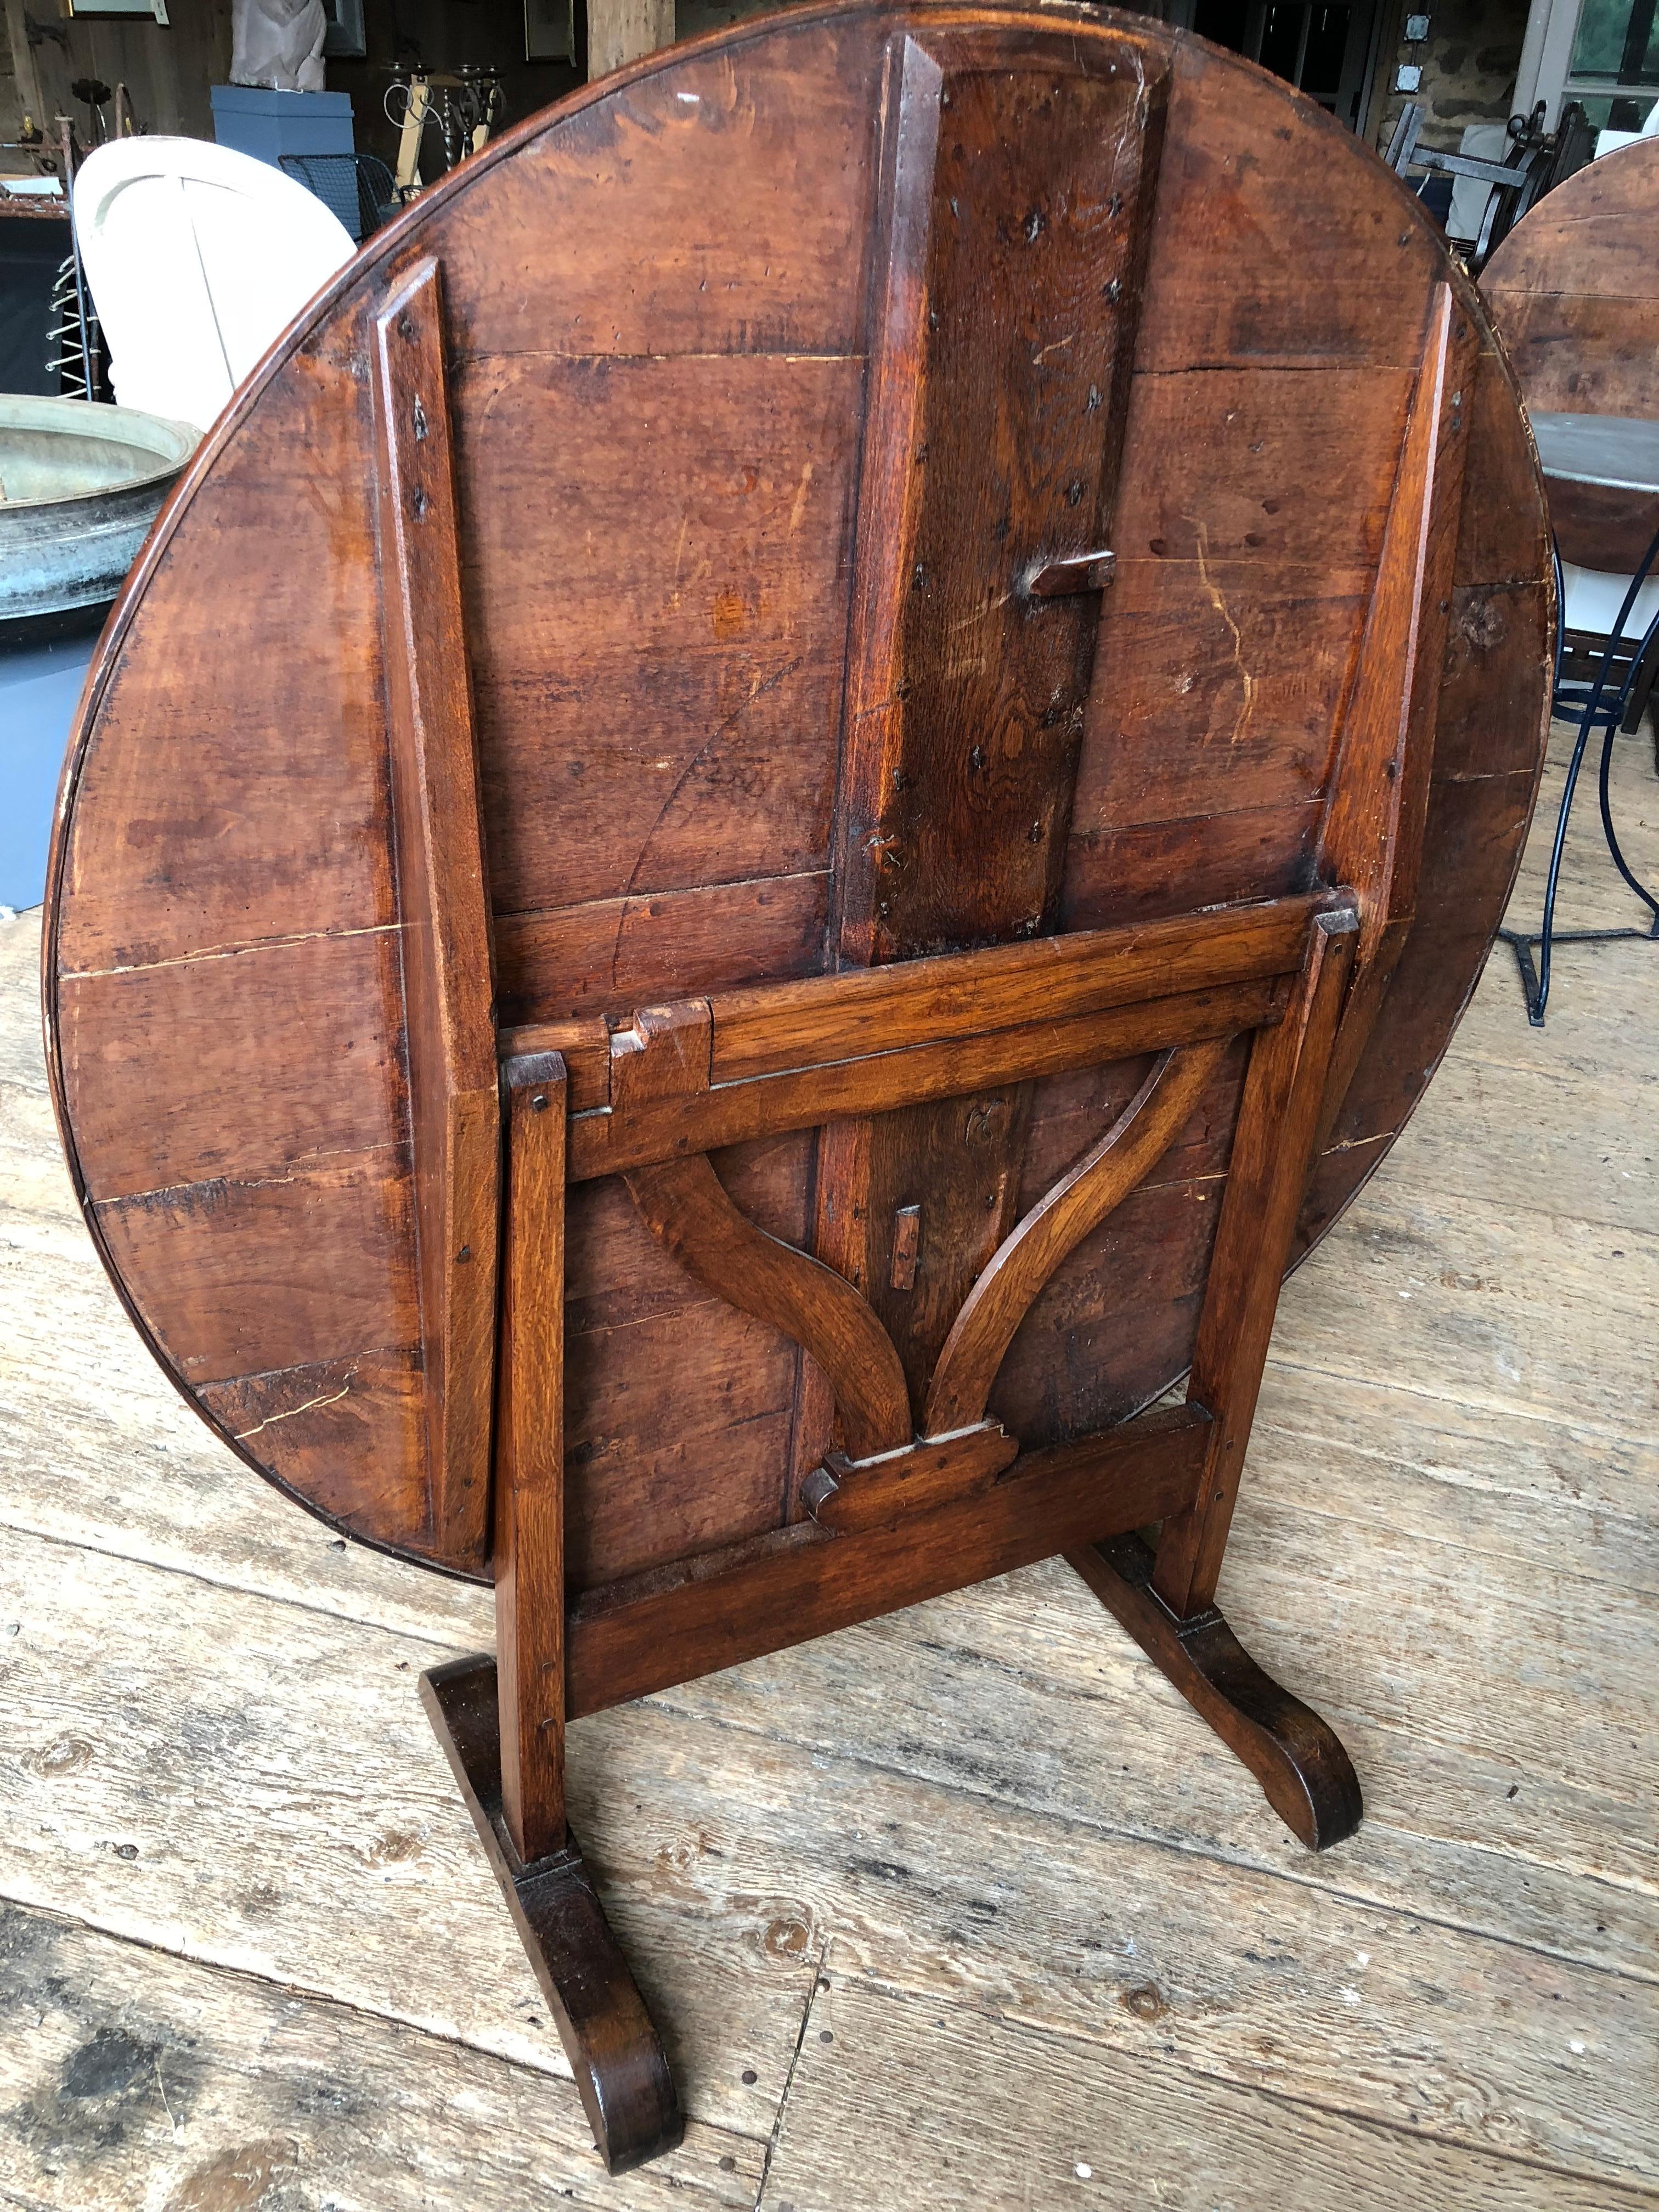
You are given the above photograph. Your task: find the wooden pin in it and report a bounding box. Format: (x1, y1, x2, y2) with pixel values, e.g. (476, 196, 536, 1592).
(891, 1203, 922, 1291)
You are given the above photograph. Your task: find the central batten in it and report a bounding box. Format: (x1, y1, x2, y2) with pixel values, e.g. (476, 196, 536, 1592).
(814, 25, 1171, 1430)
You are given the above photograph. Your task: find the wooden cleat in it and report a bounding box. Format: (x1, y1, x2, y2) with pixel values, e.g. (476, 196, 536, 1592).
(1070, 1533, 1363, 1852)
(420, 1655, 684, 2175)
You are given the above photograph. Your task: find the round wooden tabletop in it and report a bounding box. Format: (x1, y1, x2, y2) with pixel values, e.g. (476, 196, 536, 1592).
(1482, 137, 1659, 421)
(46, 2, 1551, 1585)
(1482, 142, 1659, 572)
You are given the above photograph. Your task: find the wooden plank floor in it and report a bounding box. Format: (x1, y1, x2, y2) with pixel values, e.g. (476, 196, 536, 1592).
(1, 719, 1654, 2211)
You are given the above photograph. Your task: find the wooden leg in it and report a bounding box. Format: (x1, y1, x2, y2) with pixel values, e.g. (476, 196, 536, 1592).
(1070, 1534, 1359, 1850)
(1154, 909, 1357, 1620)
(1068, 912, 1363, 1852)
(420, 1655, 684, 2172)
(422, 1054, 681, 2175)
(495, 1053, 571, 1866)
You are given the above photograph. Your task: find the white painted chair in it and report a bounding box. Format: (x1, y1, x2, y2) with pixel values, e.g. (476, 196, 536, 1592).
(1446, 123, 1511, 253)
(72, 137, 354, 432)
(1594, 101, 1659, 160)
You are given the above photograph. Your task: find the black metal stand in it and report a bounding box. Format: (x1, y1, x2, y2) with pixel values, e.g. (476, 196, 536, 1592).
(1499, 533, 1659, 1024)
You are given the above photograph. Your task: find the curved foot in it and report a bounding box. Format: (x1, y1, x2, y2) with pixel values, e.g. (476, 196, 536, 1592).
(421, 1656, 684, 2173)
(1068, 1533, 1362, 1850)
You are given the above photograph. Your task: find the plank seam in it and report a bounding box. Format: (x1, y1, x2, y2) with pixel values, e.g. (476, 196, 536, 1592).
(58, 921, 401, 983)
(493, 866, 831, 928)
(831, 1970, 1659, 2202)
(751, 1933, 830, 2212)
(1238, 1483, 1659, 1578)
(639, 1693, 1659, 1986)
(0, 1511, 477, 1655)
(1266, 1353, 1659, 1451)
(90, 1144, 405, 1212)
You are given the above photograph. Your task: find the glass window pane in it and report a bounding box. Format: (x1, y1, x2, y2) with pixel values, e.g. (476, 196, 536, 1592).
(1571, 0, 1659, 83)
(1565, 88, 1659, 121)
(1572, 0, 1628, 74)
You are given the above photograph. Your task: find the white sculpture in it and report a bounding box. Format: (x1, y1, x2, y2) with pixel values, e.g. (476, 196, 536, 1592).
(229, 0, 328, 94)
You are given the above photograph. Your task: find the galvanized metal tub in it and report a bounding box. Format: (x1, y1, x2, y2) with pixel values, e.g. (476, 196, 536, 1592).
(1, 396, 198, 906)
(0, 394, 199, 637)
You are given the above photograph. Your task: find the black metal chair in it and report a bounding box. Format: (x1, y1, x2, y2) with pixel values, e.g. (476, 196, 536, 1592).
(1499, 537, 1659, 1022)
(1385, 101, 1567, 270)
(277, 151, 401, 244)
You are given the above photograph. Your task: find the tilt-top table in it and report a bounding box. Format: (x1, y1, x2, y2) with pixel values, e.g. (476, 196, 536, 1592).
(44, 3, 1552, 2174)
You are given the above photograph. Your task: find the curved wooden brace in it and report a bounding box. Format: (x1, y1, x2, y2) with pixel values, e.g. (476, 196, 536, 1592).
(625, 1153, 912, 1460)
(924, 1037, 1229, 1436)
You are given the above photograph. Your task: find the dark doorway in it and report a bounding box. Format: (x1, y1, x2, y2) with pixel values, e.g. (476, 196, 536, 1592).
(1191, 0, 1381, 132)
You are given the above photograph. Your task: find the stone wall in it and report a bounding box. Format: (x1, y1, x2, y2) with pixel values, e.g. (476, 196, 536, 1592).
(1371, 0, 1533, 155)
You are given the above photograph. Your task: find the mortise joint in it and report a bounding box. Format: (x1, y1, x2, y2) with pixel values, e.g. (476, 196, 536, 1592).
(1025, 549, 1116, 597)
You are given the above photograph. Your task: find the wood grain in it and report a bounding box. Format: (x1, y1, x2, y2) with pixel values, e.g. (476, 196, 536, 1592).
(493, 873, 830, 1029)
(1108, 366, 1413, 571)
(1074, 1529, 1361, 1848)
(828, 26, 1166, 966)
(761, 1974, 1655, 2212)
(54, 927, 404, 1201)
(1133, 41, 1448, 370)
(807, 20, 1171, 1422)
(1314, 286, 1479, 1148)
(91, 1150, 418, 1389)
(1451, 345, 1554, 590)
(420, 1656, 685, 2174)
(702, 894, 1327, 1087)
(435, 16, 885, 360)
(1432, 582, 1555, 783)
(50, 343, 390, 979)
(571, 974, 1288, 1184)
(988, 1170, 1226, 1443)
(803, 1420, 1019, 1530)
(7, 853, 1659, 2210)
(1154, 908, 1358, 1616)
(1071, 557, 1373, 830)
(1319, 287, 1474, 959)
(0, 1900, 758, 2212)
(1062, 802, 1325, 933)
(1544, 476, 1659, 575)
(456, 349, 864, 922)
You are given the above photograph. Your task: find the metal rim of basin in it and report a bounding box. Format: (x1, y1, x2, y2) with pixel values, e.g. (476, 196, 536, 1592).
(0, 397, 200, 637)
(0, 393, 199, 511)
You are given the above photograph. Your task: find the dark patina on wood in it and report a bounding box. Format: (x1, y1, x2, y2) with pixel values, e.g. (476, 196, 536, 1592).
(45, 1, 1552, 2174)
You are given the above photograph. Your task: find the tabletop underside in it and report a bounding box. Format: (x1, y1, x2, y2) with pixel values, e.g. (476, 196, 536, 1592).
(46, 1, 1552, 1588)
